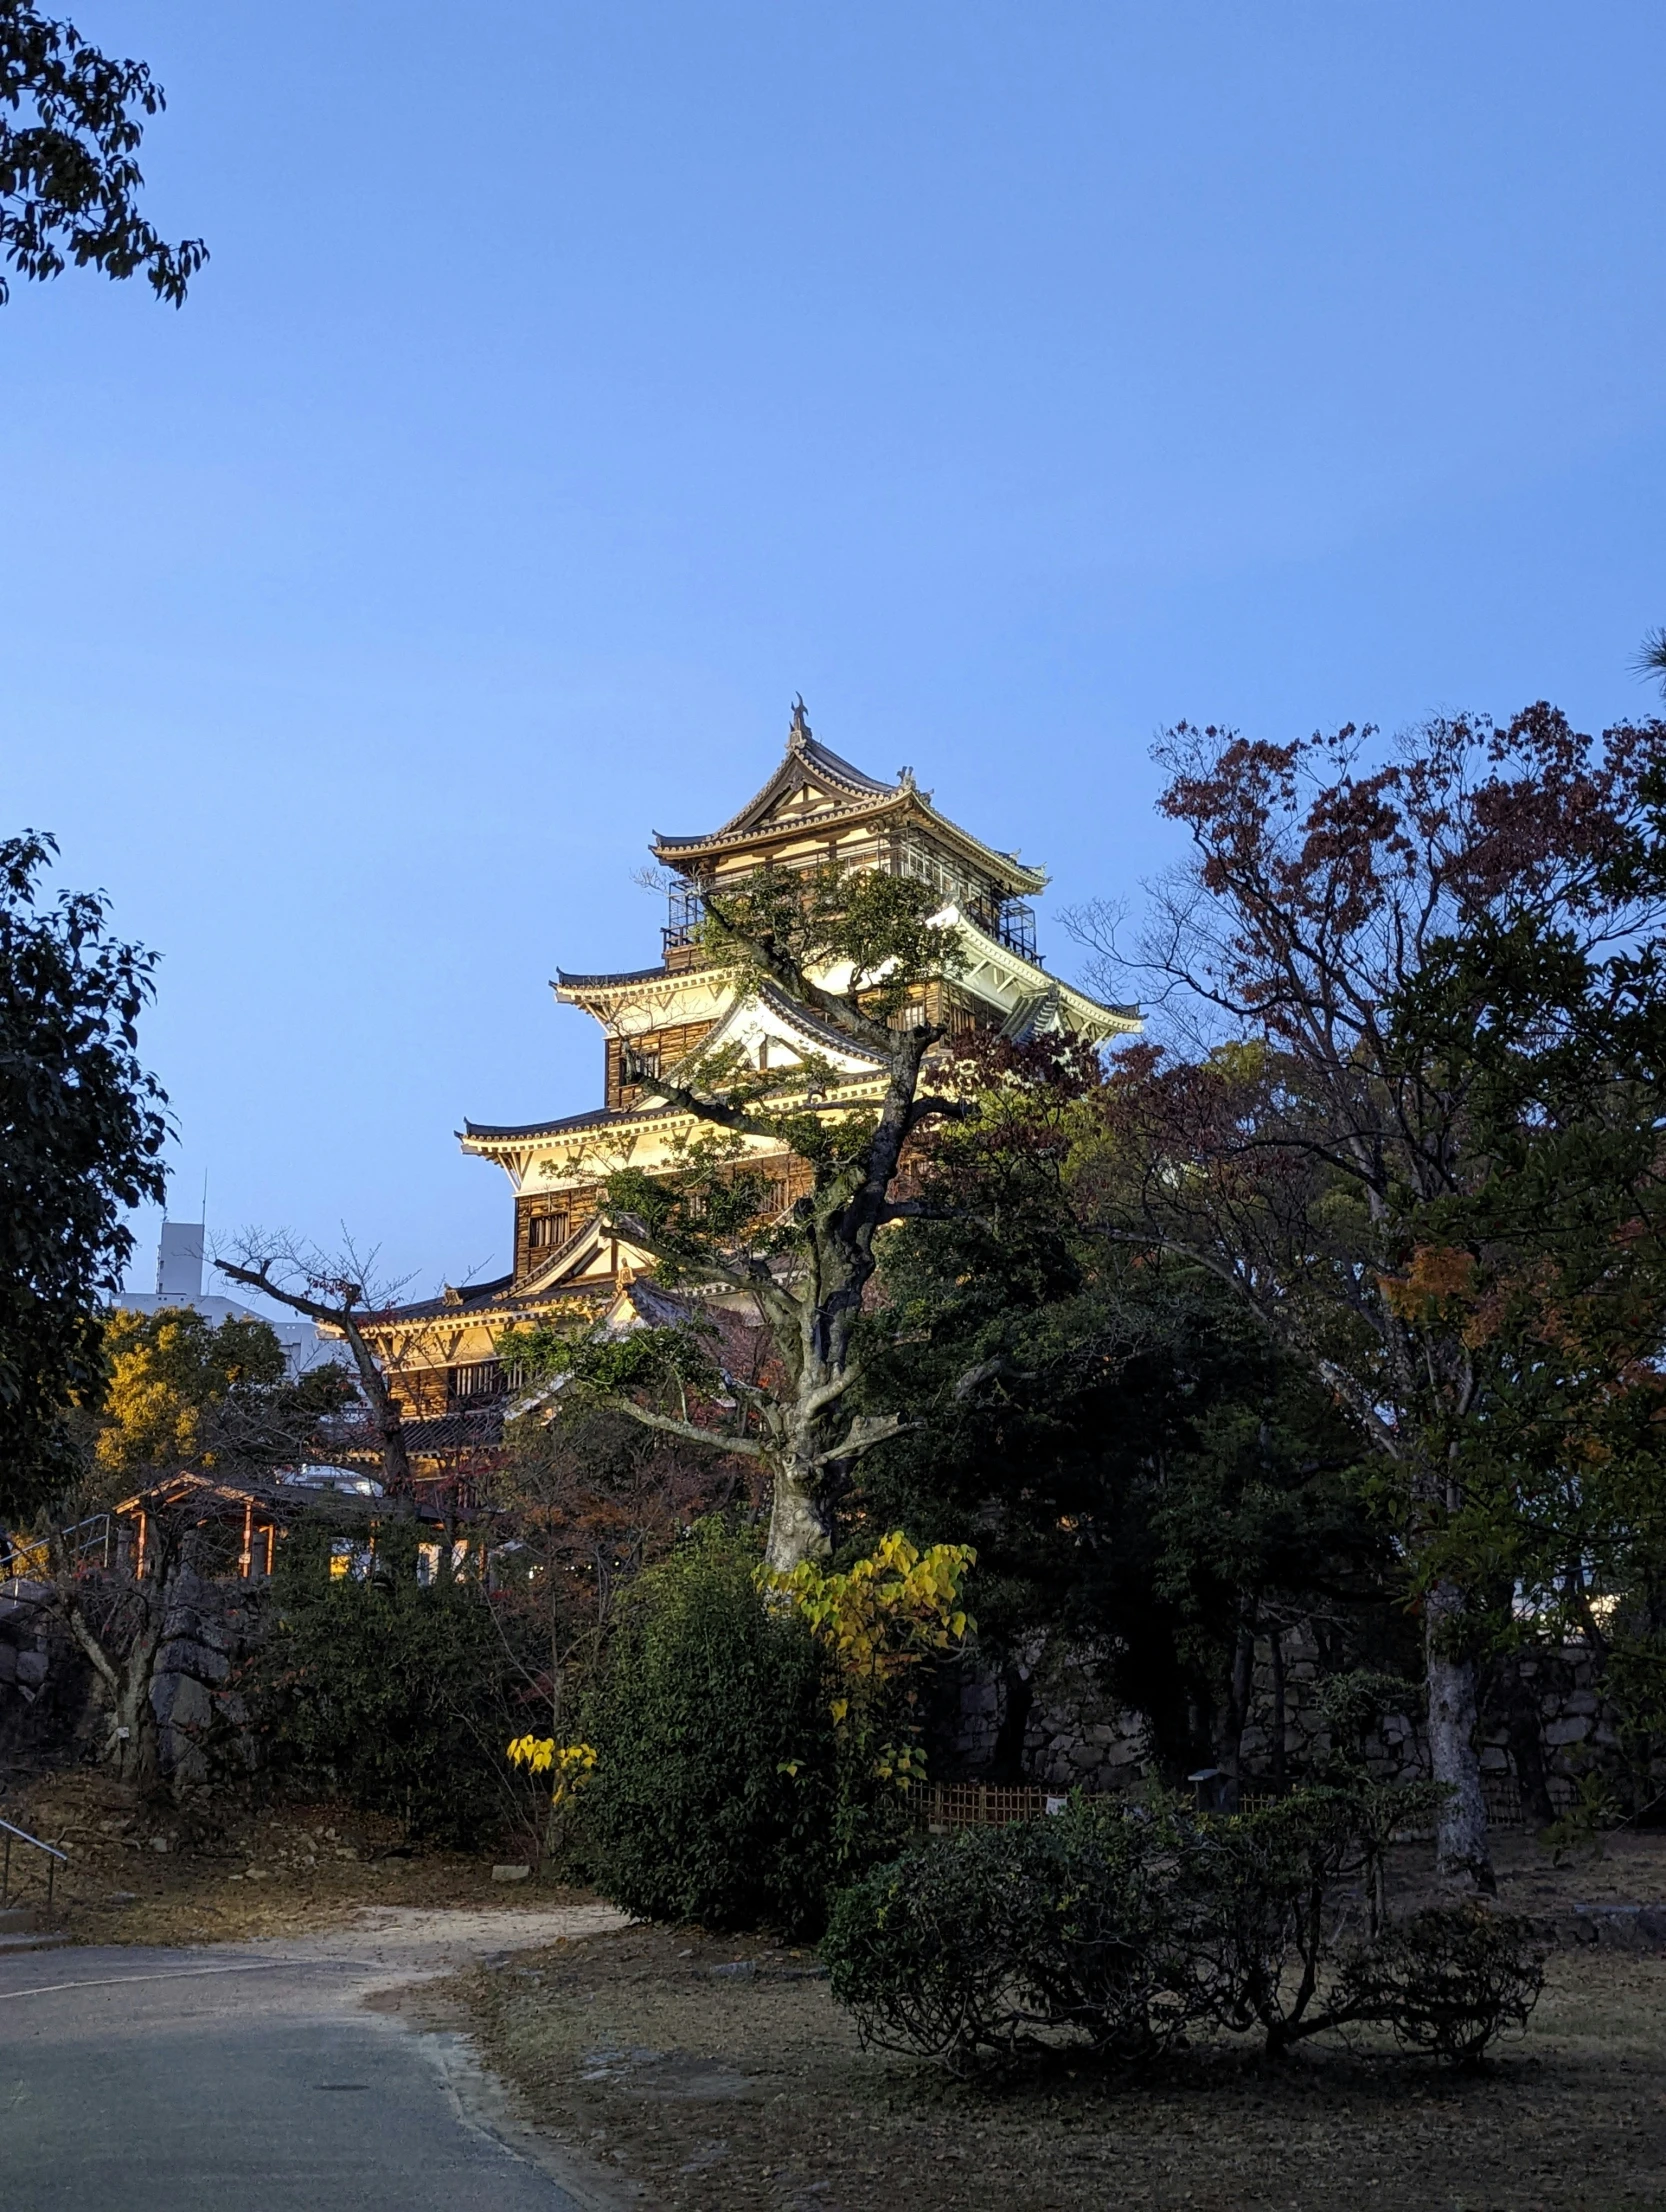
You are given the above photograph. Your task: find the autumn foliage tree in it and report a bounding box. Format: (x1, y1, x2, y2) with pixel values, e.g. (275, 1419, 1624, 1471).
(91, 1304, 352, 1494)
(1070, 705, 1666, 1883)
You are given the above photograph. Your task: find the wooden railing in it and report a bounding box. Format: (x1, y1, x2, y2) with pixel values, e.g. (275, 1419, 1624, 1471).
(911, 1770, 1531, 1832)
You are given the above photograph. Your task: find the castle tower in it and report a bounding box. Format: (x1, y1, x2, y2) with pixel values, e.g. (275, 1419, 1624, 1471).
(363, 711, 1137, 1439)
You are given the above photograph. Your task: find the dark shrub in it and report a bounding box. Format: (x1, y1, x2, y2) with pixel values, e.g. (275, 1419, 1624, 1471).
(825, 1796, 1200, 2075)
(825, 1784, 1545, 2075)
(824, 1824, 1029, 2072)
(252, 1516, 540, 1849)
(581, 1520, 837, 1933)
(1183, 1785, 1447, 2050)
(1340, 1905, 1545, 2068)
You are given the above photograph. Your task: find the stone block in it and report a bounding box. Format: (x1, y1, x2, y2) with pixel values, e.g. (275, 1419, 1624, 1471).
(15, 1648, 48, 1687)
(1480, 1745, 1510, 1771)
(1544, 1715, 1592, 1747)
(0, 1644, 15, 1683)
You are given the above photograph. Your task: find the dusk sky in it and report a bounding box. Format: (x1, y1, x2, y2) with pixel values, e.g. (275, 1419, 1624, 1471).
(5, 3, 1665, 1306)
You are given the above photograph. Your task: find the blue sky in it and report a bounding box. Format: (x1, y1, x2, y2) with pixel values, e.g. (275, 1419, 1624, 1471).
(4, 2, 1665, 1303)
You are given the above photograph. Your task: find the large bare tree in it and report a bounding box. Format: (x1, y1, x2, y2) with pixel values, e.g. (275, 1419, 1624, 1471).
(215, 1234, 418, 1501)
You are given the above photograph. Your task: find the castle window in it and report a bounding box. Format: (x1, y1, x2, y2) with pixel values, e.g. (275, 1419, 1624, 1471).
(528, 1212, 570, 1252)
(449, 1359, 507, 1402)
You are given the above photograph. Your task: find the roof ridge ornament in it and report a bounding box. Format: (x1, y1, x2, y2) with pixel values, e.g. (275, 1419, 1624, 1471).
(788, 695, 812, 752)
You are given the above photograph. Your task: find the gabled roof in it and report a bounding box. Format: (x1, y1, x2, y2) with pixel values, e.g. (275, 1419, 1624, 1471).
(515, 1214, 657, 1297)
(678, 980, 890, 1078)
(650, 705, 1047, 897)
(658, 709, 899, 852)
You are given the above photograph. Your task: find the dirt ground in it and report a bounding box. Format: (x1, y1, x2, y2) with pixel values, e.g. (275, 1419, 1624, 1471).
(2, 1767, 586, 1945)
(452, 1832, 1666, 2212)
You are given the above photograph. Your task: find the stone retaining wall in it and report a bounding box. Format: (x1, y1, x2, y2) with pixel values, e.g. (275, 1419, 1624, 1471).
(947, 1626, 1642, 1813)
(0, 1567, 262, 1784)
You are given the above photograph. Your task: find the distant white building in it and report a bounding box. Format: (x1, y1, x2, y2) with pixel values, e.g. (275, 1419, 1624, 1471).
(117, 1221, 351, 1380)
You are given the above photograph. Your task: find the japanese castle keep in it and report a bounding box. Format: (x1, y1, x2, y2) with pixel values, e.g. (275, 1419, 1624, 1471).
(364, 706, 1137, 1438)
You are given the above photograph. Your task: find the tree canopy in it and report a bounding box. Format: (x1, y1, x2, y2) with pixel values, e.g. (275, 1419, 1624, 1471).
(0, 831, 168, 1522)
(1, 2, 205, 304)
(1067, 705, 1666, 1880)
(505, 858, 975, 1571)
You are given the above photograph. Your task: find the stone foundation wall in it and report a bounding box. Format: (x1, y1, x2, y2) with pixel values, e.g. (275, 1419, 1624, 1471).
(0, 1567, 263, 1784)
(946, 1626, 1642, 1813)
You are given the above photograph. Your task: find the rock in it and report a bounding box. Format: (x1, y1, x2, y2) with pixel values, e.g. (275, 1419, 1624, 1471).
(156, 1639, 230, 1685)
(491, 1864, 532, 1883)
(1544, 1715, 1592, 1747)
(107, 1891, 137, 1907)
(15, 1649, 48, 1687)
(1572, 1904, 1666, 1953)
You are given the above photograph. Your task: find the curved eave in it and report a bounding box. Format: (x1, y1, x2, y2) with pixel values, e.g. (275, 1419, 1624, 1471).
(459, 1102, 682, 1154)
(946, 909, 1141, 1041)
(459, 1075, 891, 1162)
(552, 962, 674, 992)
(553, 960, 726, 1007)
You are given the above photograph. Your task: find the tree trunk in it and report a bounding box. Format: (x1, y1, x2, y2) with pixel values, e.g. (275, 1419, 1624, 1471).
(763, 1445, 835, 1576)
(1424, 1579, 1494, 1888)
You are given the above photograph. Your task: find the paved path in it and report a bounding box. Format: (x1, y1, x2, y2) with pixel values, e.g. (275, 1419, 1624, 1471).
(0, 1904, 632, 2212)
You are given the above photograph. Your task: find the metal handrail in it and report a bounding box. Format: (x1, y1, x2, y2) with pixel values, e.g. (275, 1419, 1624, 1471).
(0, 1814, 67, 1914)
(0, 1512, 113, 1582)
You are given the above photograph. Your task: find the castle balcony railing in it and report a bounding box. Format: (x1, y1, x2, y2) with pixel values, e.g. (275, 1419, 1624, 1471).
(662, 859, 1040, 967)
(662, 884, 707, 957)
(965, 897, 1038, 964)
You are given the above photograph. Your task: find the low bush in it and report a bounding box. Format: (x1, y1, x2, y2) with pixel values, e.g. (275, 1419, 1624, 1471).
(579, 1520, 838, 1933)
(823, 1786, 1545, 2077)
(1338, 1904, 1545, 2068)
(825, 1796, 1197, 2073)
